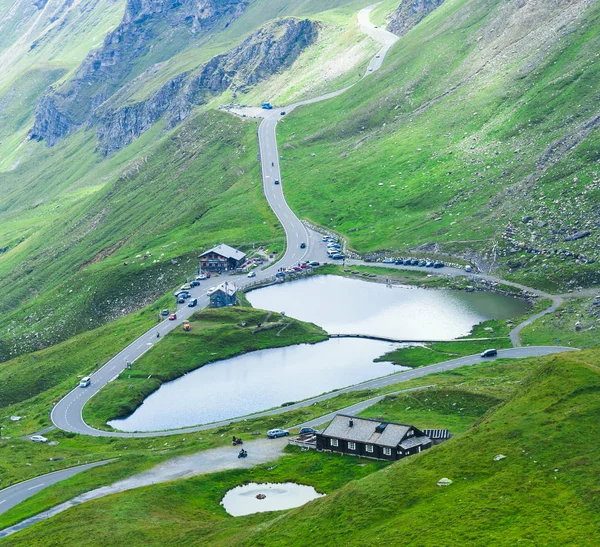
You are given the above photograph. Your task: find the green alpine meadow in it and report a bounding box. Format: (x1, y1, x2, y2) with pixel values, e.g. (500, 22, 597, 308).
(0, 0, 599, 544)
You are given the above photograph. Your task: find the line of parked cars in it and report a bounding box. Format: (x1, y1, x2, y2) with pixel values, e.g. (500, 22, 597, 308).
(323, 236, 345, 260)
(382, 257, 445, 268)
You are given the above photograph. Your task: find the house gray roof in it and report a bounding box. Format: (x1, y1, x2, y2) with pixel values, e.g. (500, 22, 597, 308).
(198, 244, 246, 261)
(399, 436, 431, 450)
(212, 282, 237, 297)
(320, 415, 411, 448)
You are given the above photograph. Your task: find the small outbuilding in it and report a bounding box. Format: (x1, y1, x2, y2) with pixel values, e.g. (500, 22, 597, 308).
(198, 244, 246, 272)
(209, 282, 237, 308)
(316, 414, 432, 461)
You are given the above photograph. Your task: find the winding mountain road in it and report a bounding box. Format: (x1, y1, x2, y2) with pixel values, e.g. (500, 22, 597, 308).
(48, 2, 572, 440)
(3, 4, 579, 527)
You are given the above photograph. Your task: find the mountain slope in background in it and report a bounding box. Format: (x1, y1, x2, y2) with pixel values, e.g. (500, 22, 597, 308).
(280, 0, 600, 290)
(0, 0, 372, 361)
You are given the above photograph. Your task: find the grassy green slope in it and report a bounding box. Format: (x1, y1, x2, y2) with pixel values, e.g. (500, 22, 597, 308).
(0, 109, 282, 361)
(278, 0, 600, 291)
(5, 351, 599, 545)
(0, 0, 377, 363)
(236, 351, 600, 546)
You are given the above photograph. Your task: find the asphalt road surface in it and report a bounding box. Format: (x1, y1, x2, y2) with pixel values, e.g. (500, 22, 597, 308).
(0, 460, 116, 516)
(0, 440, 285, 539)
(50, 3, 399, 439)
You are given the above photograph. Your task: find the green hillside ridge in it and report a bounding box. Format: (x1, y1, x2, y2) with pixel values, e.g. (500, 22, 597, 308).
(4, 351, 599, 545)
(277, 0, 600, 291)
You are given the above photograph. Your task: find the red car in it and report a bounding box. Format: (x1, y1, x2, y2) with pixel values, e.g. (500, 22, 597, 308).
(169, 313, 177, 321)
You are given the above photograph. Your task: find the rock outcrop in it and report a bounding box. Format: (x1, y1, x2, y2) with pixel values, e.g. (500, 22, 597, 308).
(387, 0, 445, 37)
(94, 18, 319, 154)
(30, 0, 248, 144)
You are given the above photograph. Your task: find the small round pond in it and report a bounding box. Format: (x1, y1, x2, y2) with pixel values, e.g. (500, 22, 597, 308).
(221, 482, 325, 516)
(247, 275, 529, 339)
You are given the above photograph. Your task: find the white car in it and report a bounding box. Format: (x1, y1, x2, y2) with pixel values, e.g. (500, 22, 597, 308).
(207, 286, 218, 296)
(247, 271, 256, 278)
(30, 435, 48, 443)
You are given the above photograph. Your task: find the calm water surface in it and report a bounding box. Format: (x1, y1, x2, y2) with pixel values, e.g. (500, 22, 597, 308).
(221, 483, 325, 516)
(109, 338, 403, 432)
(110, 276, 529, 432)
(247, 275, 529, 339)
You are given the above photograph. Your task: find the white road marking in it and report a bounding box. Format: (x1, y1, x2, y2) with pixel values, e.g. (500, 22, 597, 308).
(28, 484, 44, 491)
(0, 500, 6, 505)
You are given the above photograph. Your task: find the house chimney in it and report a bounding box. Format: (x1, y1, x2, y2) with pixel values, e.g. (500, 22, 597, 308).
(349, 419, 354, 427)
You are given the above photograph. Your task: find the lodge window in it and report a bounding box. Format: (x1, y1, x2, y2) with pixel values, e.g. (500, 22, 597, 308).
(348, 442, 356, 450)
(383, 447, 392, 456)
(331, 439, 339, 447)
(366, 444, 374, 453)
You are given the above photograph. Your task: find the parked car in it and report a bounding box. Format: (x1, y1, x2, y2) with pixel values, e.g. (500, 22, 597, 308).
(177, 296, 186, 304)
(275, 271, 285, 278)
(190, 280, 200, 287)
(418, 260, 427, 267)
(169, 313, 177, 321)
(425, 260, 434, 267)
(310, 261, 320, 267)
(481, 348, 498, 358)
(465, 265, 473, 273)
(433, 261, 444, 268)
(161, 309, 170, 316)
(382, 258, 395, 264)
(411, 259, 420, 265)
(299, 427, 318, 436)
(267, 429, 289, 438)
(30, 435, 48, 443)
(332, 253, 345, 260)
(207, 287, 218, 296)
(187, 298, 198, 308)
(300, 264, 311, 269)
(280, 111, 286, 115)
(247, 271, 256, 278)
(395, 259, 404, 265)
(196, 274, 208, 280)
(300, 242, 306, 249)
(180, 283, 192, 291)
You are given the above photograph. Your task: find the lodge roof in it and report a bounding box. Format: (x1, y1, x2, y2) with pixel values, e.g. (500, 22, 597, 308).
(198, 244, 246, 261)
(321, 414, 412, 448)
(212, 282, 237, 297)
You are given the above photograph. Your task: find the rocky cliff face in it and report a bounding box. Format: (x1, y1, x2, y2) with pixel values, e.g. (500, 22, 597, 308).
(30, 0, 248, 144)
(94, 18, 319, 155)
(387, 0, 445, 37)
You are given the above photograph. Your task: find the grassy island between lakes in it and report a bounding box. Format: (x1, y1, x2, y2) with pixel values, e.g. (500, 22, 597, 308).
(83, 307, 328, 430)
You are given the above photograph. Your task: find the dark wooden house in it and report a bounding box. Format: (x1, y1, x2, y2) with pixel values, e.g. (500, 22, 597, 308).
(198, 244, 246, 272)
(316, 414, 432, 461)
(209, 282, 237, 308)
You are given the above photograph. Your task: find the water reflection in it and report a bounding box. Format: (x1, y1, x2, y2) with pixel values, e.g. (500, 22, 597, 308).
(247, 275, 529, 339)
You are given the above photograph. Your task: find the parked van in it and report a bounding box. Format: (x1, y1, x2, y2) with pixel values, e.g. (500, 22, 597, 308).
(79, 377, 91, 388)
